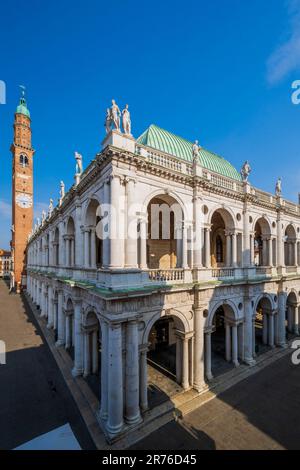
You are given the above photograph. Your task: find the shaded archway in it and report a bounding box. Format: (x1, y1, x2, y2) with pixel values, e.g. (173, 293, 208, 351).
(66, 217, 75, 267)
(209, 208, 238, 268)
(82, 310, 101, 398)
(205, 303, 240, 380)
(285, 224, 297, 266)
(254, 296, 274, 355)
(286, 291, 299, 337)
(254, 218, 272, 266)
(147, 194, 184, 269)
(84, 199, 102, 268)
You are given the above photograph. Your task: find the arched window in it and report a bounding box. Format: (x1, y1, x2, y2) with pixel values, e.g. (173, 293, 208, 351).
(20, 154, 29, 167)
(216, 235, 223, 263)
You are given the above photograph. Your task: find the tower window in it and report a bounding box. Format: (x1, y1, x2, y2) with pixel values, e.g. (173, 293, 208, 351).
(20, 155, 29, 167)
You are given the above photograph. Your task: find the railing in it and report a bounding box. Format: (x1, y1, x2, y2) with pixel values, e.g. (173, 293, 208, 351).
(255, 267, 271, 276)
(211, 268, 234, 279)
(148, 269, 184, 282)
(286, 266, 297, 274)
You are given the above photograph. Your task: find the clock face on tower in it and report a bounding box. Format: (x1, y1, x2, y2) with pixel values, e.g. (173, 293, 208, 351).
(16, 193, 33, 209)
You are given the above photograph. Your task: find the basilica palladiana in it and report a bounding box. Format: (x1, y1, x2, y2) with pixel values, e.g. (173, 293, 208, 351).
(25, 98, 300, 441)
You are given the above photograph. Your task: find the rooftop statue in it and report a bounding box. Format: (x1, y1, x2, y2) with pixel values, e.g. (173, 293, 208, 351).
(60, 180, 65, 200)
(192, 140, 201, 163)
(122, 104, 132, 135)
(275, 177, 282, 197)
(105, 108, 113, 134)
(241, 160, 251, 182)
(48, 198, 54, 217)
(75, 152, 83, 175)
(110, 99, 121, 131)
(42, 210, 46, 224)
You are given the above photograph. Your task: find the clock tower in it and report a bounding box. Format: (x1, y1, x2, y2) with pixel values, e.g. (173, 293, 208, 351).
(11, 88, 34, 288)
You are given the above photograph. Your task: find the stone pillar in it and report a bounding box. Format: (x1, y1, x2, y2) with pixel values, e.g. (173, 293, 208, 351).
(277, 292, 287, 347)
(65, 314, 71, 349)
(102, 180, 110, 268)
(193, 307, 205, 391)
(182, 337, 189, 390)
(232, 232, 237, 267)
(182, 223, 188, 268)
(225, 323, 231, 361)
(66, 238, 70, 267)
(205, 228, 211, 268)
(125, 179, 138, 268)
(250, 234, 255, 266)
(176, 336, 182, 384)
(72, 302, 83, 376)
(139, 217, 147, 269)
(268, 238, 273, 266)
(125, 321, 141, 425)
(268, 314, 275, 348)
(294, 242, 298, 266)
(205, 331, 213, 380)
(47, 286, 54, 328)
(90, 229, 96, 268)
(277, 214, 284, 267)
(226, 234, 232, 267)
(193, 195, 202, 268)
(83, 332, 91, 377)
(75, 203, 82, 267)
(56, 291, 65, 347)
(232, 325, 239, 367)
(106, 323, 124, 435)
(244, 298, 256, 365)
(294, 306, 300, 335)
(92, 330, 99, 374)
(139, 346, 148, 412)
(109, 176, 123, 268)
(263, 315, 268, 345)
(100, 321, 109, 419)
(252, 318, 256, 357)
(84, 229, 90, 268)
(243, 206, 251, 267)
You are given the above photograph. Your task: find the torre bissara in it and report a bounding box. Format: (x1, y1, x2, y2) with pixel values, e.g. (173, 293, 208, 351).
(25, 98, 300, 441)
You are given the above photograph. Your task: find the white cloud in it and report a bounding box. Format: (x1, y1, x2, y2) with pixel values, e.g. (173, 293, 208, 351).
(0, 200, 11, 219)
(267, 0, 300, 84)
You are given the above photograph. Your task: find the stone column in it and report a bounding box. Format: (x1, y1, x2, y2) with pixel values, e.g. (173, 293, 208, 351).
(182, 223, 188, 268)
(106, 323, 124, 435)
(294, 242, 298, 266)
(268, 238, 273, 266)
(277, 292, 287, 347)
(250, 234, 255, 266)
(65, 314, 71, 349)
(204, 228, 211, 268)
(182, 337, 189, 390)
(102, 180, 110, 268)
(59, 220, 64, 266)
(252, 318, 256, 357)
(83, 332, 91, 377)
(277, 214, 284, 267)
(92, 330, 99, 374)
(294, 306, 300, 335)
(193, 307, 205, 391)
(139, 217, 147, 269)
(109, 176, 123, 268)
(75, 203, 82, 267)
(268, 314, 275, 348)
(244, 298, 256, 365)
(232, 324, 239, 367)
(176, 336, 182, 384)
(232, 232, 237, 267)
(225, 323, 231, 361)
(243, 206, 251, 267)
(125, 179, 138, 268)
(100, 321, 109, 419)
(125, 320, 141, 425)
(90, 229, 96, 268)
(139, 346, 148, 412)
(263, 314, 268, 344)
(47, 286, 54, 328)
(84, 229, 90, 268)
(205, 331, 213, 380)
(72, 301, 83, 376)
(66, 238, 70, 267)
(193, 195, 202, 268)
(55, 291, 65, 347)
(226, 234, 232, 267)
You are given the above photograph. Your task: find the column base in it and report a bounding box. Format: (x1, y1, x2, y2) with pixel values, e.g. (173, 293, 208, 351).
(125, 413, 142, 426)
(55, 339, 65, 347)
(47, 323, 54, 329)
(244, 357, 256, 367)
(233, 361, 240, 368)
(72, 367, 83, 377)
(278, 342, 288, 349)
(206, 373, 214, 382)
(105, 421, 124, 437)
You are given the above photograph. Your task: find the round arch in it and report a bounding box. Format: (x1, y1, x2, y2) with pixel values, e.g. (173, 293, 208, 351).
(206, 300, 238, 329)
(142, 189, 188, 221)
(208, 207, 236, 230)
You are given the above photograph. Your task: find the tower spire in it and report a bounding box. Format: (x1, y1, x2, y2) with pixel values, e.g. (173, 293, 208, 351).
(16, 85, 30, 118)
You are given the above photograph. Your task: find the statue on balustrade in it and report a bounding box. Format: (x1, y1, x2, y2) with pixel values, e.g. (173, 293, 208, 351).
(275, 177, 282, 197)
(241, 160, 251, 182)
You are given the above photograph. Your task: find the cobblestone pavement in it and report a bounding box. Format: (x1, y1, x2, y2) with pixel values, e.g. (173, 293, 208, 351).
(132, 346, 300, 450)
(0, 281, 95, 450)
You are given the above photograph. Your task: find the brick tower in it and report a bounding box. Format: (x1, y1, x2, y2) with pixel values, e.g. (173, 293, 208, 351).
(11, 88, 34, 288)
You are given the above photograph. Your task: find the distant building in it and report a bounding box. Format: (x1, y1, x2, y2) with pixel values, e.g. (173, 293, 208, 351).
(0, 250, 12, 278)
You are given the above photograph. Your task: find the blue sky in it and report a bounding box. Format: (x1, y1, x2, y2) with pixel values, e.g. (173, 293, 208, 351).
(0, 0, 300, 249)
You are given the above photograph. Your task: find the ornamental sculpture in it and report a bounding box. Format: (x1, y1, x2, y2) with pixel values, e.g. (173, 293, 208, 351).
(275, 177, 282, 197)
(122, 104, 131, 135)
(60, 180, 65, 200)
(192, 140, 201, 164)
(75, 152, 83, 175)
(241, 160, 251, 182)
(48, 198, 54, 217)
(105, 100, 132, 135)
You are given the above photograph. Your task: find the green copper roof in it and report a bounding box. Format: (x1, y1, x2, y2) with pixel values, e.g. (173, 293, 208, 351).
(137, 124, 241, 181)
(16, 95, 30, 118)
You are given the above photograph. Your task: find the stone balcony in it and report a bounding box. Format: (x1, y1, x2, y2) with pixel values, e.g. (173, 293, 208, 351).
(27, 263, 300, 292)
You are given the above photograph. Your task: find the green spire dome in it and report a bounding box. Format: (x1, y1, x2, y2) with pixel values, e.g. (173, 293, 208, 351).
(16, 86, 30, 118)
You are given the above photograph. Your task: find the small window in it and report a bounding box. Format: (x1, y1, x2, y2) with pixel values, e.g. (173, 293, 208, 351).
(20, 154, 29, 167)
